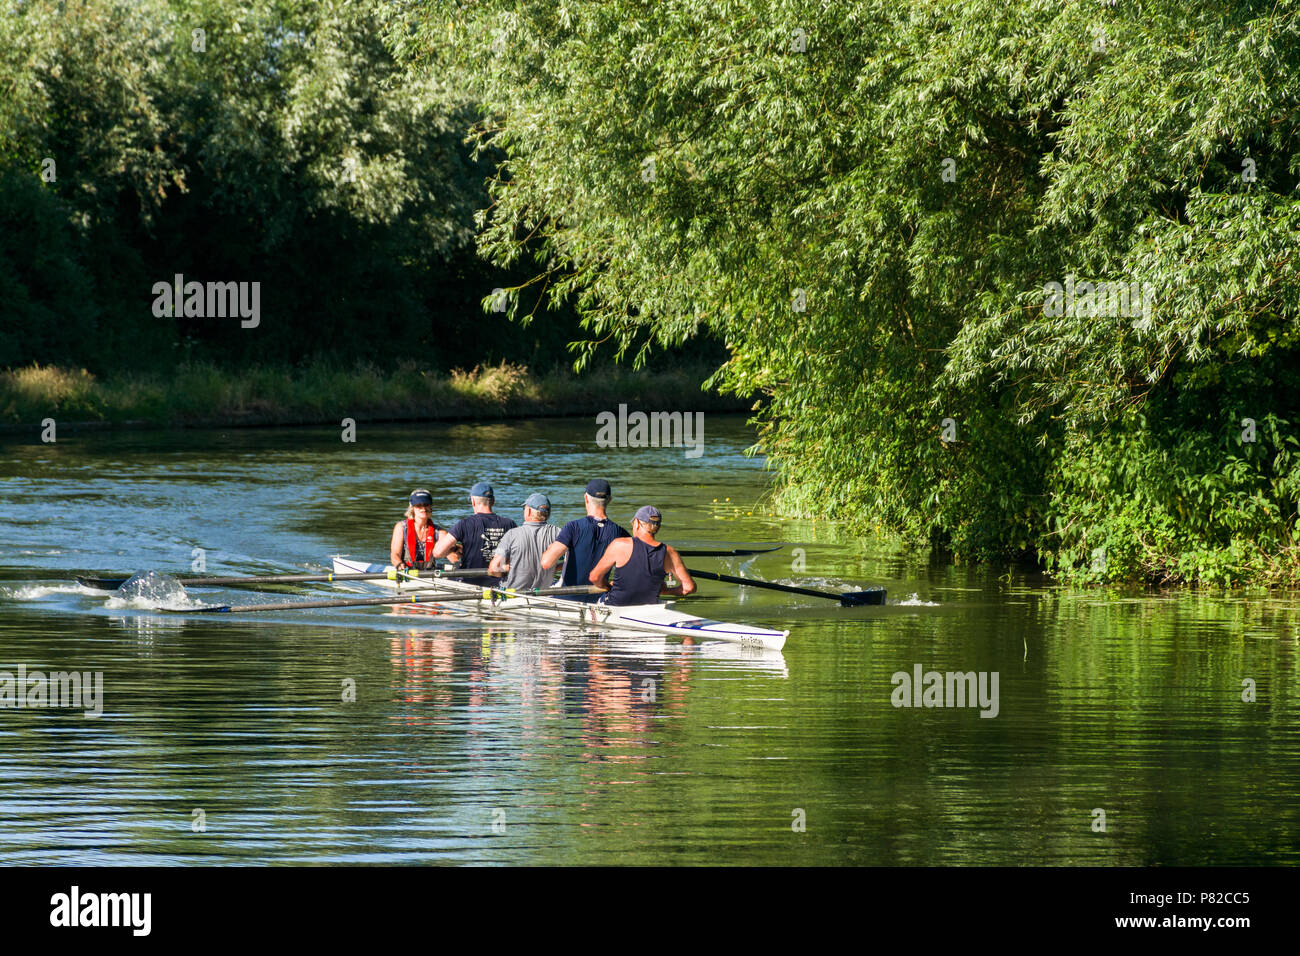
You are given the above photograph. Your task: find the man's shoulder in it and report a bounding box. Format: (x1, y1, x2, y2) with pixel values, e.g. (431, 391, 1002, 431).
(496, 524, 524, 548)
(557, 516, 588, 538)
(597, 520, 630, 540)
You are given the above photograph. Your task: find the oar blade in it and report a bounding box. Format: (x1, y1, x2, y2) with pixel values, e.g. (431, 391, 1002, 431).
(676, 546, 783, 557)
(839, 588, 887, 607)
(77, 576, 129, 590)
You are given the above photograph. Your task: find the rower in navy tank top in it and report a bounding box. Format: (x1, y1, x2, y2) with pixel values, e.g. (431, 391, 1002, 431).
(589, 505, 695, 607)
(608, 536, 667, 605)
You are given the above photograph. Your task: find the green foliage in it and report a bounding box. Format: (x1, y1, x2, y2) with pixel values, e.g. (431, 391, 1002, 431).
(1046, 363, 1300, 586)
(403, 0, 1300, 585)
(0, 0, 606, 373)
(0, 170, 98, 367)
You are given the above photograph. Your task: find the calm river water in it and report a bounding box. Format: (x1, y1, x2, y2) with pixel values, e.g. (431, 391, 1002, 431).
(1, 415, 1297, 864)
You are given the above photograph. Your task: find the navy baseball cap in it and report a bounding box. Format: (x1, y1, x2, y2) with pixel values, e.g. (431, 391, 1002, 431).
(470, 481, 495, 499)
(634, 505, 661, 523)
(409, 489, 433, 507)
(524, 493, 551, 512)
(585, 479, 612, 500)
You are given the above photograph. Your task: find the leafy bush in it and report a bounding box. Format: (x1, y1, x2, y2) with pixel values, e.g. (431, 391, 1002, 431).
(407, 0, 1300, 585)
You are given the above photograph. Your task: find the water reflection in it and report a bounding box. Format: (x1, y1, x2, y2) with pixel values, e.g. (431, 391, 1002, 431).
(383, 627, 785, 741)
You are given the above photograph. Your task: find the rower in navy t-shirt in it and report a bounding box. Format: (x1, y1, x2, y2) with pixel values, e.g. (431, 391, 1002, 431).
(432, 481, 516, 586)
(540, 478, 629, 600)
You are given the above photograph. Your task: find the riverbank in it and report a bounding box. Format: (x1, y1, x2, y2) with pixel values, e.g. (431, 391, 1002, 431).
(0, 360, 748, 431)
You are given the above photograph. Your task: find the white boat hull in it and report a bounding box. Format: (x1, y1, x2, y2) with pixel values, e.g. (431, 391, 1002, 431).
(330, 557, 788, 651)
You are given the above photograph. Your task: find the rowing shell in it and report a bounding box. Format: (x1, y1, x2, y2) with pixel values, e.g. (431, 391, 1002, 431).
(331, 557, 789, 651)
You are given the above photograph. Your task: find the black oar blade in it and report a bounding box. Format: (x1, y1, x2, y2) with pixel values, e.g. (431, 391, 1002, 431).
(685, 566, 887, 608)
(77, 576, 128, 590)
(676, 546, 783, 557)
(839, 588, 887, 607)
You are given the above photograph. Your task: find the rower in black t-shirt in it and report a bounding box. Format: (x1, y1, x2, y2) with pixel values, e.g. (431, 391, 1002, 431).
(432, 481, 517, 586)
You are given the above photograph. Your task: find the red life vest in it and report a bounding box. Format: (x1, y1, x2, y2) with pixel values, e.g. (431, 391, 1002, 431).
(403, 519, 439, 569)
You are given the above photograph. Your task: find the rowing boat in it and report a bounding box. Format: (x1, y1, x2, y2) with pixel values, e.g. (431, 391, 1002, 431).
(330, 556, 790, 651)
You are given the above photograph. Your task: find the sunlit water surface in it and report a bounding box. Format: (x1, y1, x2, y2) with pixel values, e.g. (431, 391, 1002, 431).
(1, 417, 1297, 864)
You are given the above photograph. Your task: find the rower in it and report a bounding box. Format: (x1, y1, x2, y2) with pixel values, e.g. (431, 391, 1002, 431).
(487, 493, 561, 590)
(432, 481, 517, 585)
(540, 479, 629, 599)
(390, 489, 453, 571)
(588, 506, 695, 606)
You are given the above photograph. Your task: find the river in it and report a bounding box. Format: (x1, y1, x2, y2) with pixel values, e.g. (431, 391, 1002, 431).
(1, 415, 1297, 864)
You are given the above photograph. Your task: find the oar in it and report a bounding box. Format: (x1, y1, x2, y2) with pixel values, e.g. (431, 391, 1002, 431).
(675, 546, 783, 557)
(79, 550, 784, 590)
(684, 568, 886, 607)
(76, 567, 481, 591)
(159, 584, 601, 614)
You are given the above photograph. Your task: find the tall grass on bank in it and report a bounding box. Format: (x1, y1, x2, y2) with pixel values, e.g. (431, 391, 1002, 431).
(0, 360, 746, 427)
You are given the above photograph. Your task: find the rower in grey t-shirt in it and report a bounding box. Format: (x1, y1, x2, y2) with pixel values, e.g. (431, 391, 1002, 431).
(488, 493, 561, 591)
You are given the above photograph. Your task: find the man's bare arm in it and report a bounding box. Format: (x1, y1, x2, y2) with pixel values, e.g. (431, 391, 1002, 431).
(431, 532, 458, 560)
(540, 540, 567, 570)
(663, 546, 695, 596)
(588, 540, 628, 590)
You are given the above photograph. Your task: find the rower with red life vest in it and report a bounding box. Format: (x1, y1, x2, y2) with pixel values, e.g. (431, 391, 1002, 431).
(390, 489, 456, 571)
(588, 505, 695, 606)
(540, 479, 629, 601)
(431, 481, 517, 585)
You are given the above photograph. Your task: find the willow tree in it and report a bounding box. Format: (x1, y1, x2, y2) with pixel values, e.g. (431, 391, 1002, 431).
(401, 0, 1300, 584)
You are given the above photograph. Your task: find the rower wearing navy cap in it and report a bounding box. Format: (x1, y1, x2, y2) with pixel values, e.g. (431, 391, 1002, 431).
(432, 481, 517, 585)
(589, 506, 695, 606)
(540, 478, 630, 599)
(390, 489, 453, 571)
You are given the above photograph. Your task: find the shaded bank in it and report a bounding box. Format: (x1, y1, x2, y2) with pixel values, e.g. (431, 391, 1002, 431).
(0, 360, 747, 430)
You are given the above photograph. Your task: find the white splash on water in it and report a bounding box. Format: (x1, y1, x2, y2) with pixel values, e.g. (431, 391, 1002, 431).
(0, 583, 97, 600)
(894, 593, 940, 606)
(103, 571, 202, 610)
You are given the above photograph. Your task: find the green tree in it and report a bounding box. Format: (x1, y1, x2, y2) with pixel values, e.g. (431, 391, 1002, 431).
(404, 0, 1300, 584)
(0, 0, 591, 372)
